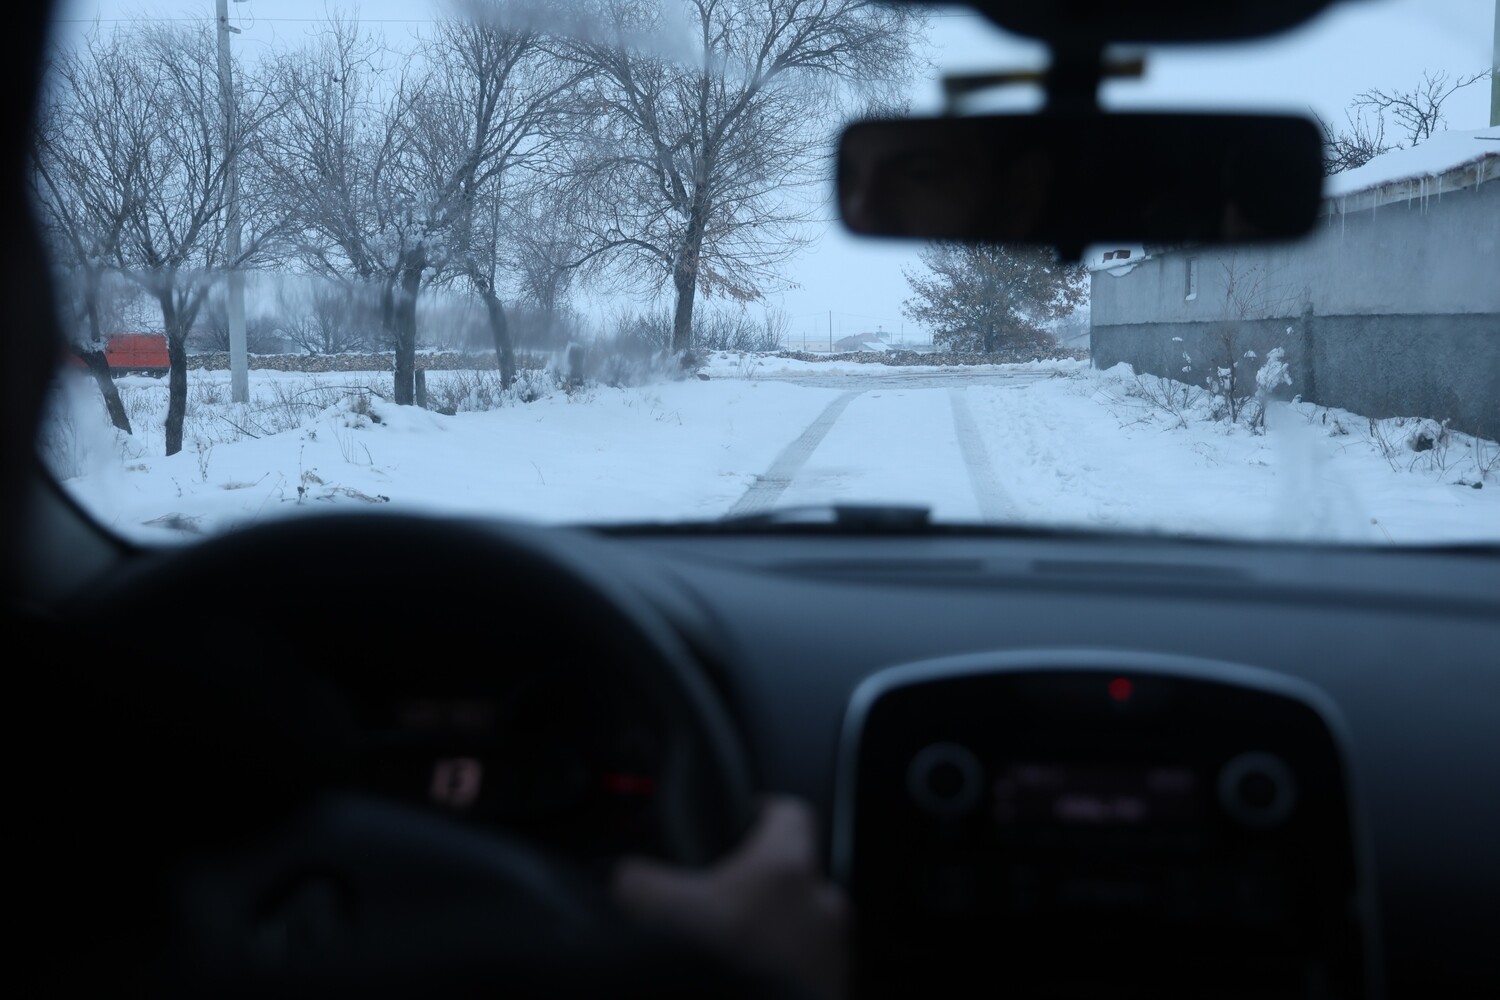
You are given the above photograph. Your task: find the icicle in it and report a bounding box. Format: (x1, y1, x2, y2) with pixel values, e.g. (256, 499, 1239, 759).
(1339, 196, 1346, 239)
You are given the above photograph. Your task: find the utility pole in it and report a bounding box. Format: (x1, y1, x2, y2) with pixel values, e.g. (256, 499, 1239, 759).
(1491, 0, 1499, 127)
(216, 0, 248, 403)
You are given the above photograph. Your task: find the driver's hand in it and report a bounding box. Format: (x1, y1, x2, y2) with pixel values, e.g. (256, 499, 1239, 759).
(612, 796, 848, 1000)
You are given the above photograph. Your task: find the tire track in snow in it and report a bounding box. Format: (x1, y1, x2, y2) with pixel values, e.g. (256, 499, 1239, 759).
(728, 390, 864, 516)
(948, 389, 1022, 522)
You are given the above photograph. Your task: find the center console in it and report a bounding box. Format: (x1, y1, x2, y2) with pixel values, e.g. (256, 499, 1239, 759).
(834, 651, 1375, 999)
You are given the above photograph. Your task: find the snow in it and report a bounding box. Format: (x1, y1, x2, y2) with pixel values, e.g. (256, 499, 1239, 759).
(48, 370, 843, 538)
(775, 388, 984, 521)
(1324, 126, 1500, 198)
(1084, 244, 1148, 274)
(1255, 348, 1292, 396)
(41, 359, 1500, 546)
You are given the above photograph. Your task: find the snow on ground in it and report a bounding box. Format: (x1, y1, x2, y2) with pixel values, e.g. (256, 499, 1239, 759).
(969, 364, 1497, 543)
(41, 358, 1500, 545)
(47, 369, 842, 540)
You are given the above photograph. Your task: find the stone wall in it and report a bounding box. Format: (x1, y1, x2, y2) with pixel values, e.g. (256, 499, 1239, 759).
(185, 351, 519, 373)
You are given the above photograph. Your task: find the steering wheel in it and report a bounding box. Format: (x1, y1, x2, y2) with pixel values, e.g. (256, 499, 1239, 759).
(56, 512, 758, 997)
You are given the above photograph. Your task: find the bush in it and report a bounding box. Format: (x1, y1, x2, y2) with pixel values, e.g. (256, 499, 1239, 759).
(584, 310, 675, 388)
(694, 308, 786, 353)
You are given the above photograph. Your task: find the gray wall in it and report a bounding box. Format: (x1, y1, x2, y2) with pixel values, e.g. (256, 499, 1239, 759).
(1090, 177, 1500, 437)
(1093, 314, 1500, 438)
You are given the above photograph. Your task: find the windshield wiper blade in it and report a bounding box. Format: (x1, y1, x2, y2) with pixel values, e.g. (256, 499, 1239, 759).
(603, 504, 1086, 537)
(720, 504, 933, 530)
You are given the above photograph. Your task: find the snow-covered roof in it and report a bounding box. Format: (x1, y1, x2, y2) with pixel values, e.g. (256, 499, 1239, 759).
(833, 334, 888, 351)
(1324, 126, 1500, 199)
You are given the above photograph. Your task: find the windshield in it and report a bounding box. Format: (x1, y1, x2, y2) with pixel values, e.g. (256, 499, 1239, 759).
(32, 0, 1500, 545)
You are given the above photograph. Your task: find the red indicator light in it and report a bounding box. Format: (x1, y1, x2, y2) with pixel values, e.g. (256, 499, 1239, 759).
(601, 772, 657, 796)
(1108, 678, 1134, 702)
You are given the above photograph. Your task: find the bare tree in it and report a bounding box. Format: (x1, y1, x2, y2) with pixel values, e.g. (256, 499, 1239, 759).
(266, 8, 584, 399)
(449, 175, 589, 364)
(31, 29, 146, 434)
(902, 243, 1086, 355)
(1352, 69, 1493, 147)
(191, 291, 284, 355)
(35, 24, 286, 455)
(510, 186, 584, 348)
(261, 16, 430, 403)
(562, 0, 921, 358)
(276, 279, 380, 355)
(414, 6, 592, 388)
(1319, 70, 1492, 175)
(131, 24, 286, 455)
(1315, 107, 1395, 175)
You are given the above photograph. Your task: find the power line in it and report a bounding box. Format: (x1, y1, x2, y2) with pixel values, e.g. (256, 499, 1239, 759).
(54, 11, 981, 24)
(52, 16, 446, 24)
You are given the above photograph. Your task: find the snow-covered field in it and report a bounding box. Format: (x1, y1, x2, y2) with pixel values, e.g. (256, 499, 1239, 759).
(41, 356, 1500, 545)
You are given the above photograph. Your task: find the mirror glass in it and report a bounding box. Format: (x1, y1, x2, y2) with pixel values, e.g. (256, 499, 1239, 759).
(917, 0, 1337, 43)
(838, 114, 1325, 247)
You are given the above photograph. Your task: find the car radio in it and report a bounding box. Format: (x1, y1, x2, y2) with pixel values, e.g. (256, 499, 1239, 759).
(835, 651, 1375, 999)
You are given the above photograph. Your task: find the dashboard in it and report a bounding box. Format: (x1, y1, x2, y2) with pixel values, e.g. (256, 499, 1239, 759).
(25, 510, 1500, 999)
(590, 528, 1500, 998)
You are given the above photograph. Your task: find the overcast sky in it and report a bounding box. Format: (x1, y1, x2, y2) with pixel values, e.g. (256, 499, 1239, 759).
(50, 0, 1498, 344)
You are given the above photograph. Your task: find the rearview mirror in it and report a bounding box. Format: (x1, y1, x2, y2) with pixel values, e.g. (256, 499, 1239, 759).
(958, 0, 1337, 43)
(838, 114, 1324, 249)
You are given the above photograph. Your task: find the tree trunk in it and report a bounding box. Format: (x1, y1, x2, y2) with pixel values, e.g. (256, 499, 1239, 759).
(154, 289, 189, 457)
(77, 348, 131, 434)
(670, 206, 708, 359)
(478, 285, 516, 389)
(391, 259, 422, 406)
(77, 279, 131, 434)
(671, 263, 698, 359)
(164, 332, 189, 458)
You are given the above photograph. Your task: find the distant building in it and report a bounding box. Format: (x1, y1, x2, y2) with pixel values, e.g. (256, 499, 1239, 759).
(1089, 127, 1500, 437)
(834, 333, 889, 352)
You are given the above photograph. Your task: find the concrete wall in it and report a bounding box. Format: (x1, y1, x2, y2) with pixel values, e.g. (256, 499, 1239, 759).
(1090, 177, 1500, 437)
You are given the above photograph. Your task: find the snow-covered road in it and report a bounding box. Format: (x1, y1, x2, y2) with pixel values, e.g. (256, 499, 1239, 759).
(723, 363, 1056, 521)
(719, 361, 1498, 541)
(729, 381, 1028, 522)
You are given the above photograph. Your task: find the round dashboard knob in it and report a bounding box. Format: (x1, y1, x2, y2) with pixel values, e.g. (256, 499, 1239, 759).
(1218, 751, 1297, 829)
(907, 742, 983, 818)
